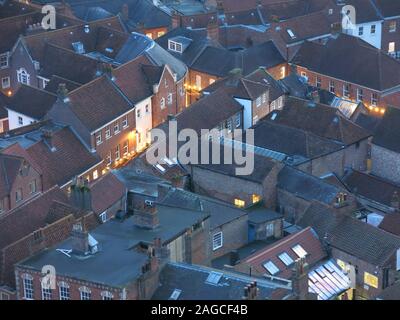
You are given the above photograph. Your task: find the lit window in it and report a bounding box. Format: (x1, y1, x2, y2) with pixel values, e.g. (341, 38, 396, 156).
(115, 145, 120, 160)
(364, 272, 379, 288)
(1, 76, 10, 89)
(357, 88, 364, 102)
(292, 244, 308, 258)
(212, 232, 223, 250)
(59, 282, 70, 300)
(234, 199, 245, 208)
(278, 252, 294, 266)
(93, 170, 98, 180)
(157, 31, 165, 38)
(79, 287, 91, 300)
(252, 194, 261, 204)
(389, 42, 396, 53)
(146, 33, 153, 39)
(209, 78, 215, 85)
(390, 21, 397, 33)
(371, 93, 378, 106)
(263, 261, 279, 275)
(123, 140, 129, 155)
(22, 274, 34, 300)
(195, 75, 202, 89)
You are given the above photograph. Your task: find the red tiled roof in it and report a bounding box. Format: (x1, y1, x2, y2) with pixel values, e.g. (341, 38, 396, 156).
(243, 227, 326, 279)
(89, 173, 126, 214)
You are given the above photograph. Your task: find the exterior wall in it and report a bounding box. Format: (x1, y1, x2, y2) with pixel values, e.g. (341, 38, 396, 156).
(331, 248, 397, 300)
(210, 215, 249, 260)
(92, 110, 136, 167)
(382, 17, 400, 56)
(142, 27, 168, 40)
(345, 22, 383, 49)
(134, 98, 152, 152)
(371, 144, 400, 184)
(277, 189, 311, 223)
(250, 218, 283, 241)
(266, 63, 288, 80)
(187, 69, 220, 105)
(295, 66, 393, 110)
(7, 109, 37, 130)
(0, 118, 9, 133)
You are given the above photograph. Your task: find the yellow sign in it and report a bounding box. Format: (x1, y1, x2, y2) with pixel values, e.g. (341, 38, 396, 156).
(364, 272, 379, 289)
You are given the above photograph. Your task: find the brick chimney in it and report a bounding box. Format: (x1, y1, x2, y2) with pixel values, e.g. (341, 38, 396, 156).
(133, 200, 160, 229)
(207, 21, 219, 42)
(70, 177, 92, 211)
(121, 3, 129, 22)
(243, 282, 259, 300)
(171, 11, 181, 29)
(71, 223, 89, 255)
(391, 191, 400, 212)
(291, 257, 310, 300)
(57, 83, 69, 102)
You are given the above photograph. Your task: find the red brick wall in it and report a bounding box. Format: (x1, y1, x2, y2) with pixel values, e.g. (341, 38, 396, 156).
(141, 27, 168, 40)
(382, 18, 400, 54)
(187, 69, 220, 104)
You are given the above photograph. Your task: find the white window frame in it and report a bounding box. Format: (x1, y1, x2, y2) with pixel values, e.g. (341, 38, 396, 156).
(122, 115, 128, 128)
(266, 223, 274, 237)
(343, 84, 350, 98)
(41, 286, 52, 300)
(96, 132, 102, 145)
(114, 122, 120, 134)
(29, 179, 37, 194)
(389, 21, 397, 33)
(329, 80, 335, 93)
(292, 244, 308, 258)
(256, 97, 262, 107)
(105, 126, 111, 139)
(59, 282, 70, 300)
(316, 77, 321, 88)
(160, 98, 166, 109)
(1, 76, 10, 89)
(18, 116, 23, 126)
(0, 53, 9, 69)
(123, 140, 129, 155)
(235, 113, 241, 128)
(212, 232, 223, 251)
(357, 88, 364, 102)
(358, 26, 364, 36)
(168, 40, 183, 53)
(167, 93, 173, 105)
(278, 252, 294, 266)
(101, 291, 113, 300)
(79, 287, 91, 300)
(371, 93, 378, 106)
(93, 170, 98, 180)
(17, 68, 30, 85)
(371, 24, 376, 35)
(115, 145, 120, 161)
(99, 211, 107, 223)
(22, 274, 34, 300)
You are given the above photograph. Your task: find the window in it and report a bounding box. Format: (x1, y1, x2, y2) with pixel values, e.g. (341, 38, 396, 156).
(390, 21, 397, 33)
(16, 188, 23, 202)
(114, 122, 120, 134)
(262, 93, 267, 103)
(96, 132, 102, 145)
(316, 77, 321, 88)
(195, 75, 201, 89)
(358, 26, 364, 36)
(29, 180, 37, 194)
(17, 68, 30, 85)
(364, 272, 379, 288)
(99, 211, 107, 223)
(1, 76, 10, 89)
(179, 84, 185, 97)
(18, 116, 23, 126)
(357, 88, 364, 102)
(23, 274, 34, 299)
(263, 261, 279, 275)
(106, 152, 112, 166)
(59, 282, 70, 300)
(266, 223, 274, 237)
(115, 145, 120, 160)
(389, 42, 396, 53)
(371, 24, 376, 35)
(101, 291, 113, 300)
(41, 287, 52, 300)
(0, 53, 9, 68)
(256, 97, 262, 107)
(146, 33, 153, 39)
(212, 232, 223, 250)
(209, 78, 215, 85)
(105, 126, 111, 139)
(234, 198, 245, 208)
(145, 105, 150, 113)
(301, 71, 307, 78)
(329, 80, 335, 93)
(167, 93, 173, 105)
(235, 113, 241, 128)
(292, 244, 308, 258)
(252, 194, 261, 204)
(168, 40, 182, 53)
(93, 170, 98, 180)
(0, 199, 4, 213)
(278, 252, 294, 266)
(158, 31, 165, 38)
(226, 119, 232, 133)
(136, 109, 141, 118)
(371, 93, 378, 106)
(122, 116, 128, 128)
(160, 98, 165, 109)
(0, 292, 10, 300)
(79, 287, 91, 300)
(123, 140, 129, 155)
(343, 84, 350, 98)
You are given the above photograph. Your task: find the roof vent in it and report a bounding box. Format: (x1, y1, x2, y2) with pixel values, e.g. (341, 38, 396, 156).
(84, 25, 90, 33)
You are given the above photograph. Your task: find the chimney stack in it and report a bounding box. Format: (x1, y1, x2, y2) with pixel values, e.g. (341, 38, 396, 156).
(392, 191, 400, 212)
(71, 223, 89, 255)
(133, 199, 160, 229)
(171, 11, 181, 29)
(206, 21, 219, 42)
(70, 177, 92, 211)
(57, 83, 69, 102)
(121, 4, 129, 21)
(243, 282, 259, 300)
(291, 257, 310, 300)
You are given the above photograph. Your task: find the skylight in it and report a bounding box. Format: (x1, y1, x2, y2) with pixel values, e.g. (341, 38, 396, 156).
(278, 252, 294, 266)
(154, 164, 166, 174)
(263, 261, 280, 275)
(206, 272, 223, 285)
(287, 29, 296, 39)
(72, 42, 85, 54)
(169, 289, 182, 300)
(292, 244, 308, 258)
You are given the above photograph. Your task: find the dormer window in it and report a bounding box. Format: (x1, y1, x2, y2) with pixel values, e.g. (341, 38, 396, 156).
(168, 40, 183, 53)
(17, 68, 30, 85)
(287, 29, 296, 39)
(72, 42, 85, 54)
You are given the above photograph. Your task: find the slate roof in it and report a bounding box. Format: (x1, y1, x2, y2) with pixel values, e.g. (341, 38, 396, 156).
(292, 33, 400, 92)
(265, 97, 371, 145)
(373, 0, 400, 18)
(44, 75, 81, 94)
(298, 201, 400, 266)
(344, 0, 382, 24)
(377, 282, 400, 300)
(0, 153, 26, 199)
(242, 227, 326, 279)
(277, 166, 342, 204)
(379, 214, 400, 237)
(372, 107, 400, 153)
(342, 169, 400, 208)
(6, 85, 57, 120)
(152, 262, 291, 300)
(26, 127, 102, 189)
